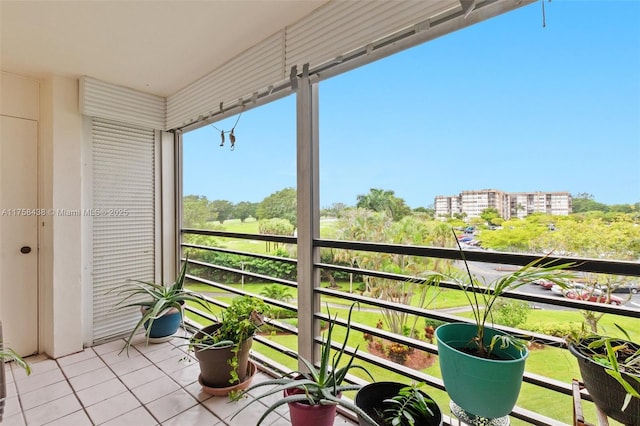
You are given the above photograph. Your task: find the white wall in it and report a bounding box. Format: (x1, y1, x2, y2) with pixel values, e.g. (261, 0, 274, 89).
(0, 72, 40, 353)
(39, 75, 85, 358)
(1, 72, 86, 359)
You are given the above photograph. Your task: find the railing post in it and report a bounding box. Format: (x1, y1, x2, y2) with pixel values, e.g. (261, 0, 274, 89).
(296, 65, 321, 367)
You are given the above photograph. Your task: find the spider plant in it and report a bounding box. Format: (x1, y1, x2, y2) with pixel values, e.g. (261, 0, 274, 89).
(111, 255, 211, 354)
(0, 345, 31, 375)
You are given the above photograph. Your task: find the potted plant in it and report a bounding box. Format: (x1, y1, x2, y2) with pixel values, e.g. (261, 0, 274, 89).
(230, 303, 379, 426)
(427, 232, 575, 421)
(567, 327, 640, 425)
(112, 256, 211, 354)
(355, 381, 442, 426)
(1, 321, 31, 422)
(186, 295, 270, 394)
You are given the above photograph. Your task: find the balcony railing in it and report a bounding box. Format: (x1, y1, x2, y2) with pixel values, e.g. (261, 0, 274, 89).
(180, 227, 640, 426)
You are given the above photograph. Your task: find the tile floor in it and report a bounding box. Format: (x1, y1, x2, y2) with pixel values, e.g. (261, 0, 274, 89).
(2, 334, 357, 426)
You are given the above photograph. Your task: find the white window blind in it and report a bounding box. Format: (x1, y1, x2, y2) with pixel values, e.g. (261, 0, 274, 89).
(91, 118, 156, 343)
(167, 0, 536, 132)
(81, 76, 165, 130)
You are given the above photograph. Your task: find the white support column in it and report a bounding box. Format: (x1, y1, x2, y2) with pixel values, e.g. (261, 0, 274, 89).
(295, 67, 320, 367)
(161, 131, 177, 283)
(174, 131, 184, 270)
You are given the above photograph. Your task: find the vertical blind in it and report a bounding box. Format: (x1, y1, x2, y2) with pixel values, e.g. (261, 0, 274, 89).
(91, 118, 156, 343)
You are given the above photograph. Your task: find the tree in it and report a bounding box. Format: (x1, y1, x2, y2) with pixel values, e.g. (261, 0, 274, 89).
(413, 206, 434, 219)
(336, 208, 390, 294)
(234, 201, 257, 222)
(335, 209, 448, 337)
(480, 207, 501, 225)
(256, 187, 297, 226)
(211, 199, 234, 223)
(356, 188, 411, 221)
(258, 218, 295, 252)
(321, 202, 347, 218)
(572, 193, 608, 213)
(260, 285, 293, 303)
(183, 195, 211, 227)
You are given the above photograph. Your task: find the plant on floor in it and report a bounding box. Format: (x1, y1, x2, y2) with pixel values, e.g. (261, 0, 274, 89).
(230, 302, 379, 426)
(1, 323, 31, 423)
(0, 345, 31, 375)
(186, 295, 270, 387)
(355, 381, 442, 426)
(379, 382, 437, 426)
(112, 255, 211, 354)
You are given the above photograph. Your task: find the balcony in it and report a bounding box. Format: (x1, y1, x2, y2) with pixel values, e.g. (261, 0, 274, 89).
(3, 228, 638, 426)
(1, 2, 638, 425)
(178, 228, 639, 426)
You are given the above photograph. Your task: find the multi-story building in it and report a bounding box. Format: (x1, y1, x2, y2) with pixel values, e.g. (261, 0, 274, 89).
(508, 191, 572, 219)
(434, 190, 572, 220)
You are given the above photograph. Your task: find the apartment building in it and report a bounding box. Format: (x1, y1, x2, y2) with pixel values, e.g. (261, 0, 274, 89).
(435, 190, 572, 220)
(509, 191, 573, 219)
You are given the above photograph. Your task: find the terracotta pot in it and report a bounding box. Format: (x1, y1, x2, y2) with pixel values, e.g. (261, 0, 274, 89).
(284, 386, 338, 426)
(194, 323, 253, 388)
(199, 360, 257, 396)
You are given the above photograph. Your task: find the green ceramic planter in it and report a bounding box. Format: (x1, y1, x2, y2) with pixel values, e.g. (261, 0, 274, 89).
(435, 322, 528, 419)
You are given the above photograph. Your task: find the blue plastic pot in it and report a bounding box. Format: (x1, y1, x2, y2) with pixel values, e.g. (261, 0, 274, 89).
(143, 307, 182, 338)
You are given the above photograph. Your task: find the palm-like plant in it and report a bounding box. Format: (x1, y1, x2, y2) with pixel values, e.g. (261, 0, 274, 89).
(426, 229, 576, 357)
(230, 303, 379, 425)
(112, 256, 211, 354)
(259, 285, 293, 303)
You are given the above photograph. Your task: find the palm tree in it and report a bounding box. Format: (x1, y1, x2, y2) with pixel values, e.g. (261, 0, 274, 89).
(259, 285, 293, 303)
(356, 188, 410, 221)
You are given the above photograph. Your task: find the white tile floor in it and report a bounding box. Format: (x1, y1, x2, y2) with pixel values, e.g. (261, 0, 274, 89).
(2, 334, 358, 426)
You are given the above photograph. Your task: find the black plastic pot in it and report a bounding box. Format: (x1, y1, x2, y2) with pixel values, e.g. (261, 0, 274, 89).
(355, 382, 442, 426)
(569, 340, 640, 425)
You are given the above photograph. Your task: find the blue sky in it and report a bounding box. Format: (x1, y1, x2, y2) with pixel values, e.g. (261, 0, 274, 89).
(183, 1, 640, 209)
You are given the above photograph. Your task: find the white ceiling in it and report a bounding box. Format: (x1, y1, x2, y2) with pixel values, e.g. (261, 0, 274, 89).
(1, 0, 328, 97)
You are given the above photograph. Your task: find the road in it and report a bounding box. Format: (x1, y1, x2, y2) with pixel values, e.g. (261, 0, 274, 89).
(463, 260, 640, 311)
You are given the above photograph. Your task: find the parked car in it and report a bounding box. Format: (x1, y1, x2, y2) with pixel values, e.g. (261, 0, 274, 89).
(534, 279, 556, 290)
(564, 289, 623, 305)
(550, 284, 565, 296)
(549, 282, 585, 295)
(610, 284, 639, 294)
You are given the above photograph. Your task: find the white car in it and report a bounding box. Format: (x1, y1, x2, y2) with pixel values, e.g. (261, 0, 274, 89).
(550, 282, 585, 296)
(550, 284, 565, 295)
